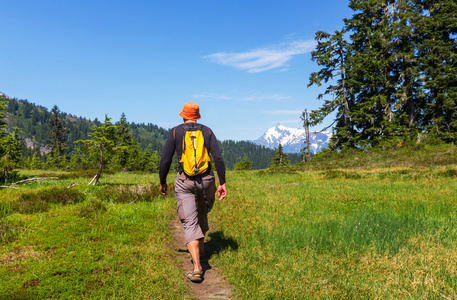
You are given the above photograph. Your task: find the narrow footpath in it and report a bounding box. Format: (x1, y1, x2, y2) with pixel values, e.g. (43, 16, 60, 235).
(170, 218, 234, 299)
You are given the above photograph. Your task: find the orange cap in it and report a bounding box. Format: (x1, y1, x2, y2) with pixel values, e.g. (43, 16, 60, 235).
(179, 102, 201, 120)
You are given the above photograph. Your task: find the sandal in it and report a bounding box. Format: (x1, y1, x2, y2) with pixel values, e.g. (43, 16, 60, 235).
(186, 270, 203, 283)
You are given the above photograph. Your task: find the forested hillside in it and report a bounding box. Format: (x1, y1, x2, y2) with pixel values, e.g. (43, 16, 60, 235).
(220, 140, 301, 170)
(4, 97, 168, 154)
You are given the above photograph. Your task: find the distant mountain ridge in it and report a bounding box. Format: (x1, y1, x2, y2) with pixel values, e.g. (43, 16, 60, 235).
(252, 123, 332, 154)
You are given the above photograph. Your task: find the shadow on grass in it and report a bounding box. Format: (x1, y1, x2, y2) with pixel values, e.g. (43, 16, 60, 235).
(205, 231, 239, 259)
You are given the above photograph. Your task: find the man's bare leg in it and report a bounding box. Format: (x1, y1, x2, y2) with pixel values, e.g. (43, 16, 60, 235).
(187, 239, 202, 276)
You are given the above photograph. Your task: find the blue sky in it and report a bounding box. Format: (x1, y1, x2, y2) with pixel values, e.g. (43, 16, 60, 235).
(1, 0, 353, 141)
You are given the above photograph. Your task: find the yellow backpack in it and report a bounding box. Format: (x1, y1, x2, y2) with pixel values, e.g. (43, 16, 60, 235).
(179, 124, 210, 176)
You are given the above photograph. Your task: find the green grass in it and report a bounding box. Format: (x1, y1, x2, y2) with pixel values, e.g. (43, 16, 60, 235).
(0, 172, 190, 299)
(2, 144, 457, 299)
(208, 150, 457, 299)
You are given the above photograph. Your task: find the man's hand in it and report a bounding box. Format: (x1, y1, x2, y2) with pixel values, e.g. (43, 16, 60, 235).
(217, 183, 227, 201)
(160, 183, 168, 195)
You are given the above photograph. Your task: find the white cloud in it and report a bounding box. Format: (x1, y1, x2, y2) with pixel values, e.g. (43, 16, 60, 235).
(263, 110, 303, 115)
(205, 39, 316, 73)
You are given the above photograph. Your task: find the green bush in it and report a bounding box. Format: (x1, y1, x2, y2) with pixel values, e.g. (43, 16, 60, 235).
(12, 199, 50, 214)
(93, 183, 164, 203)
(79, 199, 107, 218)
(10, 187, 86, 215)
(0, 202, 13, 219)
(19, 187, 86, 205)
(0, 220, 19, 244)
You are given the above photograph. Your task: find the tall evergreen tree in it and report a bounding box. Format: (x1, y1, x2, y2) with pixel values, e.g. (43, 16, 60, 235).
(416, 0, 457, 142)
(0, 129, 22, 184)
(0, 100, 7, 138)
(48, 105, 68, 160)
(115, 113, 138, 169)
(345, 0, 400, 147)
(389, 0, 423, 142)
(308, 0, 457, 148)
(307, 30, 354, 149)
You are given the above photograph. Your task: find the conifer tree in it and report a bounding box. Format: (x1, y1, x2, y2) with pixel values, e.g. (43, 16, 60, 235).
(0, 129, 22, 184)
(307, 30, 353, 149)
(48, 105, 68, 161)
(0, 101, 7, 139)
(416, 0, 457, 142)
(31, 151, 42, 170)
(76, 115, 122, 185)
(115, 113, 135, 168)
(141, 145, 161, 172)
(233, 154, 253, 171)
(270, 143, 290, 168)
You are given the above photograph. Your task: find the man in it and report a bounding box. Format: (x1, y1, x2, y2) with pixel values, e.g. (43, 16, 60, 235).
(159, 102, 227, 283)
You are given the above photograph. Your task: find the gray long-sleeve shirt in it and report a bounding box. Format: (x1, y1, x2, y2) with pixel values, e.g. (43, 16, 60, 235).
(159, 123, 226, 185)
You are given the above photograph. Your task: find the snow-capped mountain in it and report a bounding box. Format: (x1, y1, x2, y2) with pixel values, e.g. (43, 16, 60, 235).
(252, 123, 332, 154)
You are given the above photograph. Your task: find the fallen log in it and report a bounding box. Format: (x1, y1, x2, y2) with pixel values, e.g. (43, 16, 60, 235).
(11, 177, 59, 186)
(67, 183, 78, 189)
(0, 185, 19, 189)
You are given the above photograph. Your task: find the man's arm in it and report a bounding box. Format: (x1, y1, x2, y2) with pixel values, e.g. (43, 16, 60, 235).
(159, 128, 176, 193)
(207, 130, 226, 185)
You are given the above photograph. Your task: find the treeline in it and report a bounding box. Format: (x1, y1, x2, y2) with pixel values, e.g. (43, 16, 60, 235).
(307, 0, 457, 149)
(220, 140, 301, 170)
(0, 96, 289, 179)
(5, 97, 168, 154)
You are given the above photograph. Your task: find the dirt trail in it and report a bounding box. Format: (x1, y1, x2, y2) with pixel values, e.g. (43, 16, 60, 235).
(170, 218, 234, 299)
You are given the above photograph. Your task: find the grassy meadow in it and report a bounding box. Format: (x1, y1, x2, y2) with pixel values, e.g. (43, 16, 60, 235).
(1, 144, 457, 299)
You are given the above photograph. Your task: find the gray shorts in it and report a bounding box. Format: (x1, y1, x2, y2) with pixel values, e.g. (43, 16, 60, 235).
(174, 172, 216, 244)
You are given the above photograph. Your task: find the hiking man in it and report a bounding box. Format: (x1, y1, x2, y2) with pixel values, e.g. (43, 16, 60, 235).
(159, 102, 227, 283)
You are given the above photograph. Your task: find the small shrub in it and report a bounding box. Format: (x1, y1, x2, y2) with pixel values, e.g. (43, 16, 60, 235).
(79, 199, 107, 218)
(0, 202, 13, 219)
(12, 199, 50, 214)
(322, 170, 362, 179)
(0, 171, 26, 185)
(94, 183, 164, 203)
(0, 221, 19, 244)
(19, 187, 86, 205)
(11, 187, 86, 215)
(438, 168, 457, 178)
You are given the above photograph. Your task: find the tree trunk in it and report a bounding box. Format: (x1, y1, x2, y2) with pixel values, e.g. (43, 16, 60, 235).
(88, 147, 103, 185)
(339, 47, 353, 141)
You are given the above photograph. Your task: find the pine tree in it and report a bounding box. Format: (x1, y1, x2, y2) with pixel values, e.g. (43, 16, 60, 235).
(141, 145, 161, 172)
(48, 105, 68, 161)
(416, 0, 457, 142)
(76, 115, 121, 185)
(307, 30, 353, 149)
(233, 154, 253, 171)
(115, 113, 135, 168)
(389, 0, 423, 143)
(345, 0, 399, 147)
(31, 151, 42, 170)
(0, 100, 6, 139)
(0, 128, 22, 184)
(270, 143, 290, 168)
